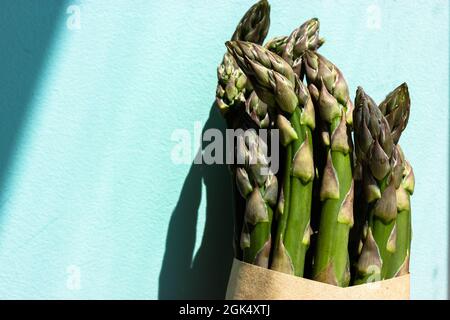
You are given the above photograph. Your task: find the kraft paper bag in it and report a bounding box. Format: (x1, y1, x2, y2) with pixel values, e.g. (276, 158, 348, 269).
(226, 259, 410, 300)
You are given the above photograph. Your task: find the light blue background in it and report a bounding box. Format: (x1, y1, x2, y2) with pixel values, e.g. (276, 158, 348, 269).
(0, 0, 448, 299)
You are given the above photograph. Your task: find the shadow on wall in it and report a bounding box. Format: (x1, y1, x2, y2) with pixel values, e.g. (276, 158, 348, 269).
(159, 104, 235, 299)
(0, 1, 67, 206)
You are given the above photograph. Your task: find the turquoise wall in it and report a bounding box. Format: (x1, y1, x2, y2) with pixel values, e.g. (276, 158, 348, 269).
(0, 0, 448, 299)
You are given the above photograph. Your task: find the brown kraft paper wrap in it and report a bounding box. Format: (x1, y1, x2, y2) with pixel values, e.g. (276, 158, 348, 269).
(226, 259, 410, 300)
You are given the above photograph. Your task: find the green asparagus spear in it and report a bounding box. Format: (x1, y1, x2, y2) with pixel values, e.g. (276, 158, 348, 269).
(270, 19, 324, 276)
(235, 102, 278, 266)
(278, 19, 324, 278)
(349, 160, 368, 282)
(377, 83, 412, 278)
(215, 0, 271, 262)
(302, 51, 354, 287)
(216, 0, 271, 116)
(226, 40, 316, 276)
(282, 18, 324, 75)
(353, 87, 401, 284)
(385, 148, 414, 278)
(231, 0, 271, 44)
(378, 83, 410, 145)
(264, 19, 324, 73)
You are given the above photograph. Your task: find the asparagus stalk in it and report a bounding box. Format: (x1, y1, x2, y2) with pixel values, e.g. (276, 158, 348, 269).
(226, 40, 316, 276)
(216, 53, 248, 117)
(236, 93, 279, 267)
(215, 0, 271, 262)
(385, 148, 414, 278)
(236, 138, 278, 267)
(264, 19, 324, 73)
(280, 19, 324, 277)
(353, 88, 400, 283)
(378, 83, 412, 278)
(231, 0, 271, 44)
(216, 0, 271, 117)
(282, 18, 324, 75)
(349, 160, 368, 282)
(302, 51, 354, 287)
(273, 82, 315, 277)
(271, 19, 324, 276)
(378, 83, 410, 145)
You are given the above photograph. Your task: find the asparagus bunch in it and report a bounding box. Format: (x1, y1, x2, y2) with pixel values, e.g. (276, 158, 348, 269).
(353, 85, 411, 284)
(214, 1, 415, 288)
(226, 41, 316, 277)
(303, 51, 354, 287)
(231, 18, 324, 276)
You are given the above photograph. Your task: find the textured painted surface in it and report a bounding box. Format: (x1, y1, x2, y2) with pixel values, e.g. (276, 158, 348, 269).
(0, 0, 448, 299)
